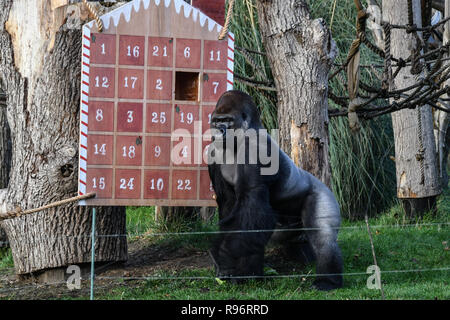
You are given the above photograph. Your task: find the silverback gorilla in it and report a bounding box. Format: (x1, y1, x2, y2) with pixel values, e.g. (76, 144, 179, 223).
(208, 90, 343, 291)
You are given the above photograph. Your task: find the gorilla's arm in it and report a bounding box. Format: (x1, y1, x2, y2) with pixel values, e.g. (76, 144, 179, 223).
(210, 162, 277, 279)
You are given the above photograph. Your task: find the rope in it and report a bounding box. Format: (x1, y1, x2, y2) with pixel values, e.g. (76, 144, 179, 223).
(218, 0, 235, 40)
(0, 193, 96, 221)
(82, 0, 104, 32)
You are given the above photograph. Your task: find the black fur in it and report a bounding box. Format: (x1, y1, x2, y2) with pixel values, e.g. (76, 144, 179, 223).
(208, 90, 343, 290)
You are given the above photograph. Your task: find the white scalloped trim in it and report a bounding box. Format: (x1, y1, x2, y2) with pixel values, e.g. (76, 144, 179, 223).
(88, 0, 223, 34)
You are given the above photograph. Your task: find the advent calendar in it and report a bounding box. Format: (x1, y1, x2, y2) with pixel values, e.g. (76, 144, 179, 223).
(78, 0, 234, 206)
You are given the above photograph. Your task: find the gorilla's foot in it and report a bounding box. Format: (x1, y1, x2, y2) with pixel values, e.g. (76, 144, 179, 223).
(312, 279, 343, 291)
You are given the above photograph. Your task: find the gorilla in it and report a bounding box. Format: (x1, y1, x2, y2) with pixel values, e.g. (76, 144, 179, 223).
(207, 90, 343, 291)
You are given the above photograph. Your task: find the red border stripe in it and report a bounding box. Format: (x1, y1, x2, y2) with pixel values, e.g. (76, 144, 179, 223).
(79, 191, 84, 195)
(83, 44, 90, 50)
(228, 57, 234, 63)
(228, 46, 234, 52)
(83, 35, 91, 42)
(82, 71, 89, 77)
(80, 144, 87, 151)
(79, 179, 87, 186)
(80, 167, 87, 173)
(228, 34, 235, 41)
(82, 110, 89, 116)
(82, 61, 89, 68)
(227, 68, 234, 74)
(80, 155, 88, 162)
(82, 90, 89, 97)
(83, 53, 90, 59)
(82, 81, 89, 87)
(82, 100, 89, 106)
(227, 79, 233, 85)
(81, 131, 88, 138)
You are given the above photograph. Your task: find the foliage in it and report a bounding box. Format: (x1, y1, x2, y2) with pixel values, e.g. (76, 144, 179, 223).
(230, 0, 397, 218)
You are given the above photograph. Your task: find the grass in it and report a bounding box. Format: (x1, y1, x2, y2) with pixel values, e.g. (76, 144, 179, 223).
(90, 195, 449, 300)
(0, 191, 448, 300)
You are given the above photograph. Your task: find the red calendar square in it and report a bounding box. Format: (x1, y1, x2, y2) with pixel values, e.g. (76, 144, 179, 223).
(144, 136, 171, 166)
(87, 135, 114, 165)
(118, 69, 144, 99)
(171, 137, 195, 167)
(143, 169, 170, 199)
(90, 33, 116, 65)
(119, 35, 145, 66)
(202, 105, 215, 133)
(116, 135, 143, 166)
(202, 73, 227, 102)
(171, 170, 197, 199)
(148, 37, 174, 67)
(203, 40, 228, 70)
(199, 170, 215, 200)
(146, 103, 171, 133)
(117, 102, 143, 132)
(88, 101, 114, 132)
(147, 70, 173, 100)
(115, 169, 141, 199)
(176, 39, 201, 69)
(173, 104, 199, 134)
(89, 67, 115, 98)
(86, 168, 113, 198)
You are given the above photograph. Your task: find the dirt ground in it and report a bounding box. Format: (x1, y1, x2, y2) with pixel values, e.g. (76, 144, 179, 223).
(0, 239, 298, 300)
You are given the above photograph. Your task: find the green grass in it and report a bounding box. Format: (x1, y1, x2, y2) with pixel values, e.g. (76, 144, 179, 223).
(0, 192, 448, 300)
(84, 192, 449, 300)
(95, 216, 450, 300)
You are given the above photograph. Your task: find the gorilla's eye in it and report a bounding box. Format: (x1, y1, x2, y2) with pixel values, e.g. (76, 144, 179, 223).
(242, 113, 247, 120)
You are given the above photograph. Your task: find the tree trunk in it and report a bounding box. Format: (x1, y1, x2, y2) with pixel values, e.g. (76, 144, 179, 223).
(0, 90, 11, 247)
(382, 0, 441, 217)
(0, 1, 127, 275)
(255, 0, 336, 186)
(436, 0, 450, 189)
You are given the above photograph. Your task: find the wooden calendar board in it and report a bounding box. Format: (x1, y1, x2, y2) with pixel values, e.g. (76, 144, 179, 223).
(78, 0, 234, 206)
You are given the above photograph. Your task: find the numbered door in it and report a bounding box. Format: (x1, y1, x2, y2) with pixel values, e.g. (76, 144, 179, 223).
(117, 103, 143, 132)
(115, 169, 141, 199)
(88, 101, 114, 132)
(146, 103, 171, 133)
(116, 135, 143, 166)
(203, 40, 228, 70)
(90, 67, 115, 98)
(119, 35, 145, 66)
(171, 170, 197, 199)
(90, 33, 116, 65)
(148, 37, 173, 67)
(86, 168, 113, 198)
(202, 73, 227, 102)
(87, 135, 114, 165)
(147, 70, 173, 100)
(118, 69, 144, 99)
(144, 170, 169, 199)
(144, 136, 171, 166)
(176, 39, 201, 69)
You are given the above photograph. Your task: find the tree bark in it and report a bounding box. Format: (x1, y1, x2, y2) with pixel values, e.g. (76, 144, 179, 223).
(383, 0, 441, 217)
(0, 1, 127, 274)
(255, 0, 337, 186)
(0, 90, 11, 247)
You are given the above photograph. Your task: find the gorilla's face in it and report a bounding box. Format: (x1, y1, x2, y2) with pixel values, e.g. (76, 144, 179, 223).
(210, 90, 262, 138)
